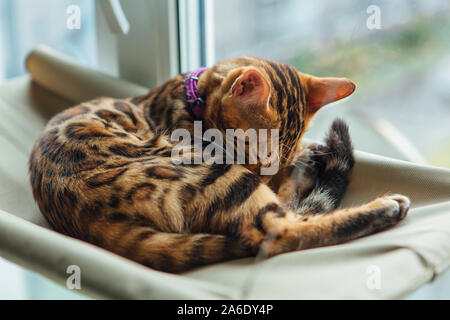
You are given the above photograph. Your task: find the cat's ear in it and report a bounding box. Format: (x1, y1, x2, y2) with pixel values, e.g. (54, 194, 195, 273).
(231, 69, 270, 109)
(300, 73, 356, 114)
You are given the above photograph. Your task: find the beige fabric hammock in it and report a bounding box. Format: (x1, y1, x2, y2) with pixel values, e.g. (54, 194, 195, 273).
(0, 46, 449, 299)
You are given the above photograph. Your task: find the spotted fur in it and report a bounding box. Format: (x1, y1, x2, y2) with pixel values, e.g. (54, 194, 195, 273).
(29, 57, 410, 272)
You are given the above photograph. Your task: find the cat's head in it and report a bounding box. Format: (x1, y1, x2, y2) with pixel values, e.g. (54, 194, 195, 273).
(198, 56, 355, 173)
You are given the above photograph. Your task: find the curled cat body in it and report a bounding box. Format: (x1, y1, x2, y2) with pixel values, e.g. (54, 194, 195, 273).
(29, 56, 410, 273)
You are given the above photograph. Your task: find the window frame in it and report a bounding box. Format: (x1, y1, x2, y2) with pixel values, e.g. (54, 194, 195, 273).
(95, 0, 214, 88)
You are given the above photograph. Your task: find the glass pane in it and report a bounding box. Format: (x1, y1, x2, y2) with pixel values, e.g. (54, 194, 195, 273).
(0, 0, 95, 299)
(213, 0, 450, 168)
(0, 257, 87, 299)
(0, 0, 97, 82)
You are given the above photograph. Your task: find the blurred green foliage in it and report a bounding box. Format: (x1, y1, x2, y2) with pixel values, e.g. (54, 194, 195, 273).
(293, 13, 450, 93)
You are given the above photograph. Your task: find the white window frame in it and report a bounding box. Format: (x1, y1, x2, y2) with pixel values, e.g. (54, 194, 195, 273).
(95, 0, 215, 88)
(178, 0, 215, 73)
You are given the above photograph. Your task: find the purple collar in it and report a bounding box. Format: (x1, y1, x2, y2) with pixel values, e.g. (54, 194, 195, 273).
(185, 67, 207, 119)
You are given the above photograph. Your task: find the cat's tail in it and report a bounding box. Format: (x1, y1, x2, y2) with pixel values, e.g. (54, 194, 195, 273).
(92, 227, 252, 273)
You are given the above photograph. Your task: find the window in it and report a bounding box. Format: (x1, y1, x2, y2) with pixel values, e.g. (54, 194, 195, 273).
(0, 0, 97, 82)
(2, 0, 448, 167)
(213, 0, 450, 168)
(0, 0, 97, 299)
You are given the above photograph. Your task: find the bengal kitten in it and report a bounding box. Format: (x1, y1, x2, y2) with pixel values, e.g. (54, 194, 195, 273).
(29, 57, 410, 272)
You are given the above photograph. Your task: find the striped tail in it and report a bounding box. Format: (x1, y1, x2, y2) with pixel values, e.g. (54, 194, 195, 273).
(92, 227, 252, 273)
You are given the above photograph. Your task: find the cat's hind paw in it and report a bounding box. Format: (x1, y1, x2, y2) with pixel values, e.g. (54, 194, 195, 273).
(323, 118, 355, 170)
(292, 143, 327, 197)
(307, 119, 355, 209)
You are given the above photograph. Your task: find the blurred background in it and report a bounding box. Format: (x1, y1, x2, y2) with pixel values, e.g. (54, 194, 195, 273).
(1, 0, 449, 167)
(0, 0, 96, 300)
(0, 0, 449, 299)
(214, 0, 450, 168)
(0, 0, 97, 80)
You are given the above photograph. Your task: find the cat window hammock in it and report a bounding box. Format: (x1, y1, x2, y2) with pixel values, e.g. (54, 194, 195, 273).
(0, 46, 449, 299)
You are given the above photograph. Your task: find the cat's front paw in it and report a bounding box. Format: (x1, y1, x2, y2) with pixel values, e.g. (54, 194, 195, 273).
(380, 193, 410, 221)
(368, 193, 410, 233)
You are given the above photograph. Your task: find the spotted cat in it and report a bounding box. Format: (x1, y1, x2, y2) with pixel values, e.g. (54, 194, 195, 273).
(29, 57, 410, 272)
